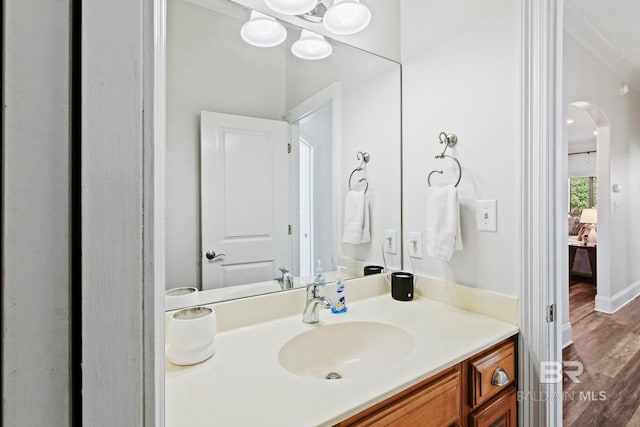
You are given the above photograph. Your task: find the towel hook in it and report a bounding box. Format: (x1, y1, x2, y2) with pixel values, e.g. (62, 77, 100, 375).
(437, 132, 458, 157)
(348, 151, 370, 192)
(428, 132, 462, 187)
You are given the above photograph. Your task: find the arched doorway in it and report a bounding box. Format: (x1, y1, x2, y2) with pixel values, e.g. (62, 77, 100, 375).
(562, 100, 611, 344)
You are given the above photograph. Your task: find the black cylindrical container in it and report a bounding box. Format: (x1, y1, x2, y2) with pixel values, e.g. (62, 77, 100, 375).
(364, 265, 384, 276)
(391, 272, 414, 301)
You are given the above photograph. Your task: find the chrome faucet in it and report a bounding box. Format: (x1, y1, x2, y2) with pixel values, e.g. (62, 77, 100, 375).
(275, 268, 294, 290)
(302, 282, 332, 324)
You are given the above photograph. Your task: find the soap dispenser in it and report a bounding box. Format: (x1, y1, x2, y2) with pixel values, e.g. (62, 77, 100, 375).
(331, 276, 347, 314)
(314, 259, 326, 285)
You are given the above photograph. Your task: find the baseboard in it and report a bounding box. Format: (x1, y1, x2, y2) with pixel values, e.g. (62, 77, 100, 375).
(562, 322, 573, 349)
(595, 280, 640, 314)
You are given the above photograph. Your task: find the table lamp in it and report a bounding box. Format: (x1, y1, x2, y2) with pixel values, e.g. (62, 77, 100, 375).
(579, 208, 597, 244)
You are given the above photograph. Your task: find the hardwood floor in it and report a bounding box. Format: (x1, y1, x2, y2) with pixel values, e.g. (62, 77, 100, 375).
(563, 282, 640, 427)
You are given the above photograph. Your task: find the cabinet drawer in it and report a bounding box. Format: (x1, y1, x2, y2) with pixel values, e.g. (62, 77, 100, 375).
(469, 386, 517, 427)
(339, 367, 461, 427)
(469, 340, 515, 409)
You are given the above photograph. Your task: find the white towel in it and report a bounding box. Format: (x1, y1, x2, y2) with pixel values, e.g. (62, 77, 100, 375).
(343, 190, 370, 244)
(425, 184, 462, 261)
(361, 195, 370, 243)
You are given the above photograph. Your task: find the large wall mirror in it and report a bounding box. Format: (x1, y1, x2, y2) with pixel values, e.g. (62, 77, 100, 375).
(165, 0, 402, 309)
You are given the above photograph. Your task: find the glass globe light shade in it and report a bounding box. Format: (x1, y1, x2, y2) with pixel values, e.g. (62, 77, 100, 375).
(265, 0, 318, 15)
(291, 29, 333, 60)
(322, 0, 371, 35)
(240, 11, 287, 48)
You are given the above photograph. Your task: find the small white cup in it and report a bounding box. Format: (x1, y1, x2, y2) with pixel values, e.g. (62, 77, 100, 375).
(166, 306, 217, 366)
(165, 286, 199, 311)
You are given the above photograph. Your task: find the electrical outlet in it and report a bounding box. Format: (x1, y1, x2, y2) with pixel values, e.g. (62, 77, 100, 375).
(408, 232, 423, 258)
(477, 200, 498, 232)
(384, 230, 398, 254)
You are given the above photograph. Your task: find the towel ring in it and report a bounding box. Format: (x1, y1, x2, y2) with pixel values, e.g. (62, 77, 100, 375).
(348, 151, 370, 192)
(427, 154, 462, 187)
(348, 173, 369, 192)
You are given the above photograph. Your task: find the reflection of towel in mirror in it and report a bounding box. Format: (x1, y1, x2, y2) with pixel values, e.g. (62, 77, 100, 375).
(425, 184, 462, 261)
(343, 190, 370, 244)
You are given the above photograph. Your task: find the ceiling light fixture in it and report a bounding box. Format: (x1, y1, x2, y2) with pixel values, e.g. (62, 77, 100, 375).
(265, 0, 317, 15)
(291, 29, 332, 60)
(566, 119, 575, 124)
(322, 0, 371, 35)
(621, 83, 630, 96)
(240, 11, 287, 48)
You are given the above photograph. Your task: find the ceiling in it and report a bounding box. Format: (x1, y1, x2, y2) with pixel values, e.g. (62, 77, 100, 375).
(565, 0, 640, 92)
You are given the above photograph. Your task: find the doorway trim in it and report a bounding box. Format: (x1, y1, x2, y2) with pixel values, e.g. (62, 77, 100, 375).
(520, 0, 563, 425)
(285, 83, 342, 272)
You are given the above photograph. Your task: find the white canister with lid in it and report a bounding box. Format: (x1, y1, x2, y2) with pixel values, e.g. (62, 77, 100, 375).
(166, 306, 217, 365)
(165, 286, 199, 311)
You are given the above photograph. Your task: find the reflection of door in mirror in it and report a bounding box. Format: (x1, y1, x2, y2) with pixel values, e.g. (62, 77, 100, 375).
(200, 111, 289, 290)
(298, 139, 313, 277)
(165, 0, 402, 307)
(291, 102, 334, 279)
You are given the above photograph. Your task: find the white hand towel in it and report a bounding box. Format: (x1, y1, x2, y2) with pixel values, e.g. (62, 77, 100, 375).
(361, 195, 371, 243)
(343, 190, 370, 244)
(425, 184, 463, 261)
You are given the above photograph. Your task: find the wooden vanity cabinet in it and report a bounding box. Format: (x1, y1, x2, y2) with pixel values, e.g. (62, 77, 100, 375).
(336, 365, 462, 427)
(468, 386, 517, 427)
(335, 336, 517, 427)
(465, 338, 517, 427)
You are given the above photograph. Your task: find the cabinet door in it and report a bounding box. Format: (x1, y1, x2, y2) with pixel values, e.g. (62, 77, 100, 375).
(469, 341, 516, 409)
(339, 368, 461, 427)
(469, 386, 517, 427)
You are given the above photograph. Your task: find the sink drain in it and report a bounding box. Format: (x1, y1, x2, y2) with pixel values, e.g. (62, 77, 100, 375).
(325, 372, 343, 380)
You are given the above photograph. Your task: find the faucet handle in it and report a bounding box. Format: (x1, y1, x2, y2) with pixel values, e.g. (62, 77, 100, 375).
(306, 282, 320, 298)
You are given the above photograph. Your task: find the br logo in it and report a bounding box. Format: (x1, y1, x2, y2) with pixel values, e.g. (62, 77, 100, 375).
(540, 361, 583, 384)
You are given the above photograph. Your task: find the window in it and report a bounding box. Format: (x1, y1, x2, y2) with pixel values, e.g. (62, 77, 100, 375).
(569, 176, 597, 217)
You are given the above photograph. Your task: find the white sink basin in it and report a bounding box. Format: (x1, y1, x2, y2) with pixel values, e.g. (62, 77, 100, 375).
(278, 321, 414, 380)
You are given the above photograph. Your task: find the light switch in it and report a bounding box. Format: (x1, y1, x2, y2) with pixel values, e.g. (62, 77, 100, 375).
(477, 200, 498, 232)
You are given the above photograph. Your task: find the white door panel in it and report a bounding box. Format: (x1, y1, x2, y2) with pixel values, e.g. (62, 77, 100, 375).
(201, 111, 289, 290)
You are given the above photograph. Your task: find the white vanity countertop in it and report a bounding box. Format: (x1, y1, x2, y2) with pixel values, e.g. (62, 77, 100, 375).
(165, 293, 519, 427)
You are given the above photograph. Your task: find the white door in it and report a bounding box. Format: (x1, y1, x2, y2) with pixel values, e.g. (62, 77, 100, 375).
(200, 111, 289, 289)
(299, 139, 314, 277)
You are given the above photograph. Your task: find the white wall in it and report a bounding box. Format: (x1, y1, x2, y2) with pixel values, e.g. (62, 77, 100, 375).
(400, 0, 522, 296)
(2, 0, 71, 424)
(561, 33, 640, 324)
(287, 52, 403, 271)
(166, 0, 287, 288)
(629, 97, 640, 282)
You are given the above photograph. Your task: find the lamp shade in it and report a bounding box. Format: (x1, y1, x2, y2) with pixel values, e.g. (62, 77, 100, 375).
(291, 29, 332, 60)
(579, 208, 597, 224)
(322, 0, 371, 35)
(240, 11, 287, 48)
(265, 0, 317, 15)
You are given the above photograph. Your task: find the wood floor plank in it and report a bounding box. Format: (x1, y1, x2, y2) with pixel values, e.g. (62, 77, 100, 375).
(626, 404, 640, 426)
(563, 282, 640, 427)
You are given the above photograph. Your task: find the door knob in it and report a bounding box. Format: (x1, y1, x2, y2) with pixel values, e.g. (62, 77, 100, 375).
(205, 250, 225, 261)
